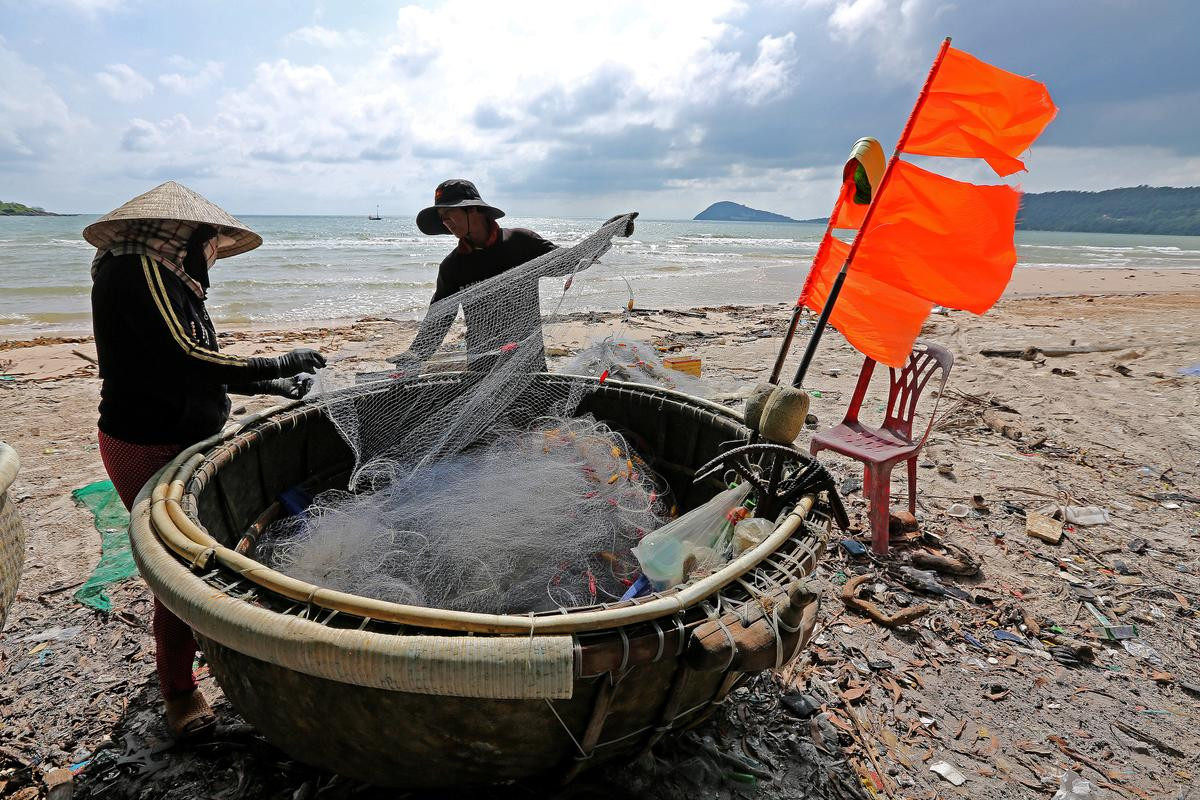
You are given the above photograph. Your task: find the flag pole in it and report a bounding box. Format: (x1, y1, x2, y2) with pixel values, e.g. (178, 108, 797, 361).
(789, 36, 952, 388)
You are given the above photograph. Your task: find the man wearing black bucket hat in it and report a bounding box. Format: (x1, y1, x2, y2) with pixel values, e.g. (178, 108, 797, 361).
(394, 178, 562, 372)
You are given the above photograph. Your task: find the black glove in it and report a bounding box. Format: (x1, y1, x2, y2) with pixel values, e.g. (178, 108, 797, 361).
(229, 374, 315, 399)
(272, 348, 326, 378)
(604, 212, 638, 237)
(269, 374, 315, 399)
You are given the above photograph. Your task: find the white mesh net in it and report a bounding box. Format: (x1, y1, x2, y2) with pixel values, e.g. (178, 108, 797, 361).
(260, 214, 721, 613)
(316, 215, 640, 483)
(260, 414, 669, 613)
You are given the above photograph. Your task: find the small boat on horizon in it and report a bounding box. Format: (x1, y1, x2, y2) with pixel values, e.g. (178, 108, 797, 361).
(368, 205, 382, 220)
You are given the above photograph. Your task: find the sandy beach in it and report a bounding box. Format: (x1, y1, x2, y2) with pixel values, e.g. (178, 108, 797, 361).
(2, 268, 1199, 798)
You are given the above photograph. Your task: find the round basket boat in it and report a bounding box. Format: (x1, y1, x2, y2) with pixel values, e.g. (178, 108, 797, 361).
(129, 374, 835, 788)
(0, 442, 27, 631)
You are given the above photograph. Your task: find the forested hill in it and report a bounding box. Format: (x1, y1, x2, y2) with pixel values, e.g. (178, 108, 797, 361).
(1017, 186, 1200, 236)
(0, 202, 63, 216)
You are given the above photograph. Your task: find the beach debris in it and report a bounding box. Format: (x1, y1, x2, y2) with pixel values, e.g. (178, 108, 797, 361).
(22, 626, 81, 644)
(840, 539, 868, 557)
(43, 767, 73, 800)
(1026, 511, 1064, 544)
(1178, 362, 1200, 377)
(936, 462, 955, 477)
(71, 480, 139, 612)
(888, 510, 919, 535)
(903, 543, 980, 577)
(841, 574, 930, 627)
(1121, 639, 1163, 665)
(662, 355, 702, 377)
(1061, 506, 1110, 526)
(981, 342, 1128, 359)
(945, 502, 970, 518)
(1050, 770, 1094, 800)
(983, 682, 1010, 701)
(1084, 601, 1137, 641)
(929, 760, 966, 786)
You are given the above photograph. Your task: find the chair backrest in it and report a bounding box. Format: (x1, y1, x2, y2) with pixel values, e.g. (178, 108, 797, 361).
(842, 340, 954, 444)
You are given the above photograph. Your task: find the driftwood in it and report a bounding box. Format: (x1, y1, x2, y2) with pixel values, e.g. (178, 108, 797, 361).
(904, 544, 980, 577)
(982, 408, 1045, 447)
(982, 338, 1200, 360)
(840, 574, 930, 627)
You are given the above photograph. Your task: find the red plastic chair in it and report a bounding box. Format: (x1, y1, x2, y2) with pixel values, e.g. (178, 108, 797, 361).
(809, 340, 953, 555)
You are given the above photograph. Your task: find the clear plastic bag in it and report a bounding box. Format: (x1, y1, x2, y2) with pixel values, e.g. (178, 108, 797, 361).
(733, 517, 776, 555)
(634, 482, 752, 590)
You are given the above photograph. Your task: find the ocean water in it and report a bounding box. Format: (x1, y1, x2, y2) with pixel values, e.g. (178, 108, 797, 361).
(2, 214, 1199, 338)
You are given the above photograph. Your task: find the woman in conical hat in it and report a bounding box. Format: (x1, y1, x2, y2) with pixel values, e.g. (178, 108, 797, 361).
(86, 181, 326, 740)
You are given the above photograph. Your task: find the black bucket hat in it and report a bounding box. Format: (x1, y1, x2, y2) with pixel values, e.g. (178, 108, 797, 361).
(416, 179, 505, 235)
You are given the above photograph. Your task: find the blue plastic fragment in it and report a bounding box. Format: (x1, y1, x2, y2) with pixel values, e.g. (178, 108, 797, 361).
(621, 574, 651, 601)
(993, 630, 1028, 646)
(963, 632, 986, 650)
(841, 539, 868, 556)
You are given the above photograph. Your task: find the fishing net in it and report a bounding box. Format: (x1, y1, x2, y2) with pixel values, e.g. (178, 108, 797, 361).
(259, 414, 670, 613)
(261, 214, 721, 613)
(316, 215, 640, 481)
(565, 336, 708, 396)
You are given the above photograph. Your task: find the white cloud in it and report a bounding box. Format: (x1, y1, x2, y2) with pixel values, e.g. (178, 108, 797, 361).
(0, 39, 79, 161)
(826, 0, 956, 82)
(1019, 145, 1200, 193)
(158, 61, 223, 94)
(285, 25, 353, 48)
(733, 32, 799, 104)
(96, 63, 154, 103)
(43, 0, 124, 13)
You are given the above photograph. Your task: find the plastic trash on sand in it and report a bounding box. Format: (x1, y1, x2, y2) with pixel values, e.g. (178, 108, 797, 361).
(71, 480, 138, 612)
(1051, 770, 1094, 799)
(1036, 503, 1111, 527)
(634, 482, 752, 590)
(929, 761, 966, 786)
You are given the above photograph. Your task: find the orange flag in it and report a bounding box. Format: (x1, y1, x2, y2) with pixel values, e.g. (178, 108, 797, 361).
(793, 42, 1055, 370)
(902, 45, 1057, 177)
(800, 234, 932, 368)
(851, 160, 1021, 314)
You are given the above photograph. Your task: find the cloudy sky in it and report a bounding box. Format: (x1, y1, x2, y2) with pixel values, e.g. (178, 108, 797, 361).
(2, 0, 1198, 218)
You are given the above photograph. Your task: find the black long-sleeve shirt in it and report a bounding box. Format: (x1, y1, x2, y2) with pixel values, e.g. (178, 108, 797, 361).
(408, 227, 560, 363)
(91, 253, 282, 444)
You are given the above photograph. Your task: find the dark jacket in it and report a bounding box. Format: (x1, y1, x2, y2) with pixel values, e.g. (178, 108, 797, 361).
(409, 227, 560, 363)
(91, 253, 284, 444)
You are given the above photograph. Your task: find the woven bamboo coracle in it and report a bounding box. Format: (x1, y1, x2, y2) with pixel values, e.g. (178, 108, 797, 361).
(0, 442, 27, 631)
(128, 375, 835, 787)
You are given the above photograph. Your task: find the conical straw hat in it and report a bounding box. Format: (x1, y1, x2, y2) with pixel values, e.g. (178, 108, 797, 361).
(83, 181, 262, 259)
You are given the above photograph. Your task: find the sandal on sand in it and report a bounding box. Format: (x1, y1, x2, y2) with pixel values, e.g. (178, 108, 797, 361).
(164, 688, 217, 741)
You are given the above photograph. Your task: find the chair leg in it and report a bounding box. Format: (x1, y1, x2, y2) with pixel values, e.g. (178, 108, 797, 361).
(865, 465, 893, 556)
(907, 457, 918, 515)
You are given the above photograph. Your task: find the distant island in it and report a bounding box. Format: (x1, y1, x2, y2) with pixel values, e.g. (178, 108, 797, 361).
(1017, 186, 1200, 236)
(694, 201, 804, 223)
(1, 201, 66, 217)
(697, 186, 1200, 236)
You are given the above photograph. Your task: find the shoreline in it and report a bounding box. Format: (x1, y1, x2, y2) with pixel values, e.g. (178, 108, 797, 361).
(1, 266, 1197, 346)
